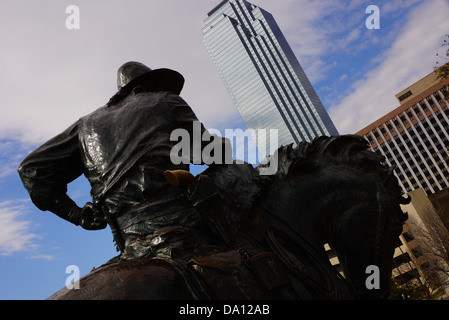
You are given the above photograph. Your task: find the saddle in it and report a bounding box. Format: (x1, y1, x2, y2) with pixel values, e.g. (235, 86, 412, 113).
(161, 169, 296, 299)
(162, 169, 344, 300)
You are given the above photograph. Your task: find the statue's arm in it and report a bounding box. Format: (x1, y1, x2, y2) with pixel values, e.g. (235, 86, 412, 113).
(18, 121, 106, 230)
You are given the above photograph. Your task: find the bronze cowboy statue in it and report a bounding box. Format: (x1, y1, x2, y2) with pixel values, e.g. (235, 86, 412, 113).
(18, 62, 410, 300)
(18, 62, 233, 258)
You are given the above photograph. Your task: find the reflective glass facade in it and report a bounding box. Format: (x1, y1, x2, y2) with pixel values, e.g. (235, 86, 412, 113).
(203, 0, 339, 151)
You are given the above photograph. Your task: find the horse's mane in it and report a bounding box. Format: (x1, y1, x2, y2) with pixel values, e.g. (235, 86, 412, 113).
(257, 134, 410, 209)
(203, 135, 409, 225)
(259, 135, 377, 176)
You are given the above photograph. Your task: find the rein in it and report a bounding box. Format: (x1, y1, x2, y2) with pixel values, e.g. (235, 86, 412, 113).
(259, 205, 351, 299)
(374, 191, 402, 265)
(374, 192, 387, 266)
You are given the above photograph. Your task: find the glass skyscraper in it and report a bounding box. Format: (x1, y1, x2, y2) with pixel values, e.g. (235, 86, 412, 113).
(203, 0, 339, 152)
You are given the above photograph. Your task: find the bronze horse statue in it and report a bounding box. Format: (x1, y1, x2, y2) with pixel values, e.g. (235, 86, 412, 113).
(48, 135, 409, 300)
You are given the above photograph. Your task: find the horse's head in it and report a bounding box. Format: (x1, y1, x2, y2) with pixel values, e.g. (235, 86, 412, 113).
(312, 137, 410, 299)
(257, 135, 409, 299)
(331, 184, 409, 299)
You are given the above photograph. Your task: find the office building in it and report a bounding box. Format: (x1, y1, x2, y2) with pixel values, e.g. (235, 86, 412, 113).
(203, 0, 339, 153)
(357, 70, 449, 196)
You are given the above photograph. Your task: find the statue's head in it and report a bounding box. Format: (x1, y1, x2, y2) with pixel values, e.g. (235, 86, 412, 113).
(116, 61, 184, 95)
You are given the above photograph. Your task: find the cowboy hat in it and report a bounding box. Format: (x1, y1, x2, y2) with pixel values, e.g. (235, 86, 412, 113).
(117, 61, 184, 95)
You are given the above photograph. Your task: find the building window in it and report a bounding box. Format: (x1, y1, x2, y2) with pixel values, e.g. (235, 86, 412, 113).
(403, 231, 415, 242)
(394, 270, 419, 285)
(398, 90, 412, 102)
(413, 106, 422, 116)
(393, 252, 411, 267)
(412, 248, 423, 258)
(393, 118, 400, 126)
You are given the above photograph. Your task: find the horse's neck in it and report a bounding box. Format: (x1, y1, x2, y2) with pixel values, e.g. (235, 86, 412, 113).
(257, 201, 330, 261)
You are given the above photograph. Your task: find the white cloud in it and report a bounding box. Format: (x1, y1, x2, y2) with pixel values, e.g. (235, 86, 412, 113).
(0, 0, 373, 146)
(0, 199, 55, 260)
(1, 0, 447, 146)
(381, 0, 422, 15)
(329, 0, 449, 134)
(0, 141, 27, 180)
(29, 254, 55, 261)
(0, 200, 43, 256)
(0, 1, 240, 146)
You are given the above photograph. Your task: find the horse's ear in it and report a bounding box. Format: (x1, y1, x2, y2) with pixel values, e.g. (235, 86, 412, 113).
(400, 194, 411, 205)
(287, 158, 319, 177)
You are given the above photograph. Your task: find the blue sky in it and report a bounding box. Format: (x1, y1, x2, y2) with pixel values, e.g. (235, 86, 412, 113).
(1, 0, 448, 300)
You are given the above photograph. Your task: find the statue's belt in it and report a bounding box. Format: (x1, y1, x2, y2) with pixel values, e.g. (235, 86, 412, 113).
(120, 225, 197, 260)
(116, 196, 202, 242)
